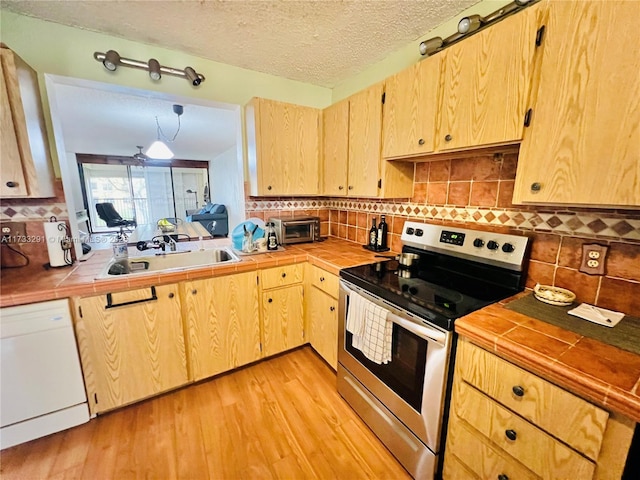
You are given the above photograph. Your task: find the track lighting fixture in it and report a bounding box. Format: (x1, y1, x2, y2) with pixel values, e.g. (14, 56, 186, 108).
(93, 50, 205, 86)
(419, 0, 537, 56)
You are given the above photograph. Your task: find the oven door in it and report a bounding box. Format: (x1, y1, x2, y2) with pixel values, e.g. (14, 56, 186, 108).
(281, 220, 314, 244)
(338, 280, 452, 452)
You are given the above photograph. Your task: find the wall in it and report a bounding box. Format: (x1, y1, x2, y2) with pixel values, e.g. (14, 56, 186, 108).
(209, 146, 245, 230)
(245, 151, 640, 314)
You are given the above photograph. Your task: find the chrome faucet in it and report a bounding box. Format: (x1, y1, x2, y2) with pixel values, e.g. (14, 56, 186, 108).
(137, 234, 189, 253)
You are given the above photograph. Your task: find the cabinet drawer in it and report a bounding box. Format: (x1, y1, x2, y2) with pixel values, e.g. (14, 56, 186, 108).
(310, 265, 339, 298)
(454, 381, 595, 479)
(260, 264, 304, 289)
(457, 340, 608, 461)
(445, 415, 539, 480)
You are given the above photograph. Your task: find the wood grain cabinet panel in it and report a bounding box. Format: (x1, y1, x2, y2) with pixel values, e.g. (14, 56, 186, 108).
(457, 340, 608, 461)
(260, 263, 304, 289)
(307, 286, 338, 369)
(309, 265, 339, 298)
(73, 284, 188, 415)
(0, 46, 54, 198)
(454, 380, 595, 479)
(322, 99, 350, 196)
(382, 54, 441, 159)
(246, 97, 320, 196)
(513, 0, 640, 207)
(182, 272, 261, 382)
(262, 285, 304, 357)
(436, 3, 540, 152)
(444, 416, 539, 480)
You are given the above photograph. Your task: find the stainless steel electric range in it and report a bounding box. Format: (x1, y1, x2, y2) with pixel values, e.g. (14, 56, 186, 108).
(337, 221, 530, 479)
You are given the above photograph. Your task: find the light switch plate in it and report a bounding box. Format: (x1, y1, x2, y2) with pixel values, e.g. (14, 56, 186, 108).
(579, 243, 608, 275)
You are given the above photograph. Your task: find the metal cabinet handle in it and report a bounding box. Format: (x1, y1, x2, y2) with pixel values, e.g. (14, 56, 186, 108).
(168, 292, 175, 299)
(512, 385, 525, 397)
(498, 475, 509, 480)
(191, 289, 197, 295)
(348, 186, 354, 190)
(5, 181, 18, 188)
(268, 298, 273, 303)
(505, 429, 517, 441)
(106, 286, 158, 308)
(320, 277, 325, 282)
(418, 138, 425, 145)
(281, 272, 287, 278)
(267, 185, 272, 191)
(444, 134, 452, 142)
(338, 186, 344, 190)
(330, 306, 335, 312)
(531, 182, 541, 192)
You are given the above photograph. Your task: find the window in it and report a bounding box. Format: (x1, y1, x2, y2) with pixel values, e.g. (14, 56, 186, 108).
(79, 157, 208, 233)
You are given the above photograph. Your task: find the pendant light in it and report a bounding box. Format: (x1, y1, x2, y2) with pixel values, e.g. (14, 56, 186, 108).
(145, 104, 183, 160)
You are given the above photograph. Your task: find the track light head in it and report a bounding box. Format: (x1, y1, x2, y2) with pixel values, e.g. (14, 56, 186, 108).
(148, 58, 161, 80)
(458, 14, 483, 34)
(184, 66, 201, 86)
(419, 37, 444, 56)
(103, 50, 120, 71)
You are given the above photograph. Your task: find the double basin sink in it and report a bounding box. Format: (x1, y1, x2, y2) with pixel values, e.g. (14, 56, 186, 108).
(97, 248, 240, 279)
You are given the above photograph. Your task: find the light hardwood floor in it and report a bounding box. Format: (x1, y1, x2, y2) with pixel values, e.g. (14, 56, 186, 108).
(0, 347, 410, 479)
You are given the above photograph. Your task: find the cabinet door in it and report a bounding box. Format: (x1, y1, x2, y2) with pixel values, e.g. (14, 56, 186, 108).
(251, 98, 320, 196)
(0, 47, 54, 198)
(348, 83, 384, 197)
(74, 284, 188, 414)
(307, 287, 338, 369)
(513, 1, 640, 207)
(262, 285, 304, 357)
(182, 272, 261, 381)
(382, 55, 441, 159)
(322, 99, 349, 196)
(437, 5, 539, 152)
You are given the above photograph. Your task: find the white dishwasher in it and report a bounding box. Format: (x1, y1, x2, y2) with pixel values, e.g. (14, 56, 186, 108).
(1, 299, 89, 449)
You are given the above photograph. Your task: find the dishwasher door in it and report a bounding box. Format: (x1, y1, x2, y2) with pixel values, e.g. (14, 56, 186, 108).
(1, 299, 89, 449)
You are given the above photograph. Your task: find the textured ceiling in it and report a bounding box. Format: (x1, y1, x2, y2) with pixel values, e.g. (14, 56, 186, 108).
(3, 0, 478, 87)
(53, 84, 238, 160)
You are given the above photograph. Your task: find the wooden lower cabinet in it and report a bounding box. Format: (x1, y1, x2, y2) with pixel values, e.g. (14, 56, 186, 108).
(261, 284, 304, 357)
(73, 284, 188, 415)
(307, 286, 338, 369)
(444, 339, 635, 480)
(181, 272, 261, 382)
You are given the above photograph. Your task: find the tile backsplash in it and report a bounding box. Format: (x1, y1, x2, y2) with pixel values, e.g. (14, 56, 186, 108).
(246, 152, 640, 313)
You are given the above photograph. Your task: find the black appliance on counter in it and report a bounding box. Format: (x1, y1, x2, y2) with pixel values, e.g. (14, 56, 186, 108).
(338, 221, 530, 479)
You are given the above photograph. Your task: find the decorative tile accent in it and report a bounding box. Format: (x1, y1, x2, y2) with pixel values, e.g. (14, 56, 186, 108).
(244, 198, 640, 241)
(0, 203, 69, 221)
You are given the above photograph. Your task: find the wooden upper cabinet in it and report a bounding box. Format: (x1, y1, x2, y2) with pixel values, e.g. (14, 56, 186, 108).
(382, 54, 442, 159)
(246, 97, 320, 196)
(0, 46, 55, 198)
(436, 4, 540, 152)
(348, 83, 384, 197)
(322, 99, 349, 196)
(513, 0, 640, 208)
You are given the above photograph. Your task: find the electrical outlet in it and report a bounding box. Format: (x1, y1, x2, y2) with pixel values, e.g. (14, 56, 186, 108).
(579, 243, 608, 275)
(0, 222, 27, 244)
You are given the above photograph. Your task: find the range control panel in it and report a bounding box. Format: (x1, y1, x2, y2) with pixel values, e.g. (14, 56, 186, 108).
(401, 221, 530, 271)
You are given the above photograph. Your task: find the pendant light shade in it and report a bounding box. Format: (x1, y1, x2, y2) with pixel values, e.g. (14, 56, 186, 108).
(145, 140, 174, 160)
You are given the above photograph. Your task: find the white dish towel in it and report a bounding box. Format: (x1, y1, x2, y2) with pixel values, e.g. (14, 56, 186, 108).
(346, 291, 392, 364)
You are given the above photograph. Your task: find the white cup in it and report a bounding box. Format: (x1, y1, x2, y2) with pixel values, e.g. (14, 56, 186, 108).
(255, 238, 267, 252)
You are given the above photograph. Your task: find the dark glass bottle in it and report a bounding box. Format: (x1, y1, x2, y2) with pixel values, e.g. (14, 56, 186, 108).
(377, 215, 388, 250)
(369, 217, 377, 248)
(266, 222, 278, 250)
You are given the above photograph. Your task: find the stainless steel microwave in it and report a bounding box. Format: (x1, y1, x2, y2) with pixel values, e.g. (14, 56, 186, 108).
(269, 216, 323, 244)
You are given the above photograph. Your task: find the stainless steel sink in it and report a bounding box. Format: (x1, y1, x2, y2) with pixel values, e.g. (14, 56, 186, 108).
(97, 248, 240, 279)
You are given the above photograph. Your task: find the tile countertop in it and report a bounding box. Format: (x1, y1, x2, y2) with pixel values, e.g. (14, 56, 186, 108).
(0, 237, 384, 308)
(456, 292, 640, 423)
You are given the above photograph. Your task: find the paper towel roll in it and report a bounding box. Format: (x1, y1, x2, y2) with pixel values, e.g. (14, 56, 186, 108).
(44, 221, 67, 267)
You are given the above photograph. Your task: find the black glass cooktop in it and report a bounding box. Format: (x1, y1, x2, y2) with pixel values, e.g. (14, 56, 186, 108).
(340, 249, 523, 331)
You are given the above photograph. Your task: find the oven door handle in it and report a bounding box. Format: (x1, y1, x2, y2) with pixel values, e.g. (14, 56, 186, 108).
(387, 311, 447, 345)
